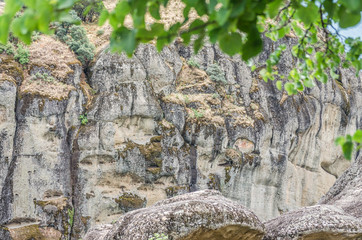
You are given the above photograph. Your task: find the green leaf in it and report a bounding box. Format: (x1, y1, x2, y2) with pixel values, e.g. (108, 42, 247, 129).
(0, 16, 11, 44)
(330, 69, 339, 79)
(303, 78, 315, 88)
(207, 0, 217, 14)
(110, 27, 136, 56)
(4, 0, 22, 15)
(23, 0, 36, 9)
(219, 32, 242, 56)
(342, 141, 353, 160)
(276, 80, 282, 90)
(295, 2, 319, 26)
(156, 37, 167, 51)
(319, 72, 328, 83)
(58, 0, 75, 10)
(137, 23, 164, 41)
(114, 1, 130, 24)
(193, 33, 205, 54)
(291, 21, 304, 38)
(277, 26, 290, 39)
(189, 19, 206, 34)
(340, 0, 362, 12)
(335, 136, 346, 146)
(266, 0, 283, 18)
(323, 0, 336, 18)
(193, 0, 208, 16)
(353, 130, 362, 143)
(98, 10, 109, 26)
(216, 6, 230, 25)
(208, 27, 221, 44)
(338, 6, 361, 28)
(295, 81, 304, 91)
(181, 31, 192, 45)
(241, 27, 263, 61)
(230, 1, 246, 17)
(285, 82, 296, 95)
(149, 3, 161, 20)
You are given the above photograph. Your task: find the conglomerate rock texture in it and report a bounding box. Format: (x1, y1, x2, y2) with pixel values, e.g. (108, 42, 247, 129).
(0, 33, 361, 239)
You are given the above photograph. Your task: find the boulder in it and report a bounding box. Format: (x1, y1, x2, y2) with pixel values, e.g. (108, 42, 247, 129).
(318, 155, 362, 218)
(263, 204, 362, 240)
(84, 190, 265, 240)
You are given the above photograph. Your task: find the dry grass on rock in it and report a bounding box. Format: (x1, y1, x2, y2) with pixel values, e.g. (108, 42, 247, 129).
(20, 36, 79, 100)
(28, 35, 80, 80)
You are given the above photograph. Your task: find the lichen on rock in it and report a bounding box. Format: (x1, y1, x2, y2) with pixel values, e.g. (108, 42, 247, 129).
(84, 190, 265, 240)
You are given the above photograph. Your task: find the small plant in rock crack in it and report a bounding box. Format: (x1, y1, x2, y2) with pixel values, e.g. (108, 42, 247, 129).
(212, 93, 220, 99)
(183, 95, 190, 104)
(68, 207, 74, 226)
(187, 57, 200, 68)
(79, 114, 88, 125)
(191, 108, 204, 119)
(206, 63, 227, 84)
(32, 72, 55, 82)
(148, 233, 168, 240)
(0, 42, 15, 55)
(14, 43, 30, 65)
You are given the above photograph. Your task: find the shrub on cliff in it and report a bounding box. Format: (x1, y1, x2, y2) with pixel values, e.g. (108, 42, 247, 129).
(14, 43, 29, 65)
(54, 11, 95, 65)
(0, 42, 15, 55)
(206, 64, 227, 84)
(73, 0, 104, 23)
(66, 25, 95, 64)
(0, 42, 29, 65)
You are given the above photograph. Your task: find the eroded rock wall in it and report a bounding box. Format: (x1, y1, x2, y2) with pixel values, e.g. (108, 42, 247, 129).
(0, 35, 361, 239)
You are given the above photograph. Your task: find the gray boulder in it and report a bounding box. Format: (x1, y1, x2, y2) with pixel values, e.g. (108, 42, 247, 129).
(263, 155, 362, 239)
(318, 155, 362, 219)
(84, 190, 265, 240)
(263, 204, 362, 240)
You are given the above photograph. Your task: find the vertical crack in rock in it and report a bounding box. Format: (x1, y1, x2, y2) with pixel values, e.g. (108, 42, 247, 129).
(69, 132, 80, 239)
(0, 87, 19, 237)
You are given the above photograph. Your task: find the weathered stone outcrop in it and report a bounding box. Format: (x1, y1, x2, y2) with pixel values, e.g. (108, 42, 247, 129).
(263, 154, 362, 239)
(318, 154, 362, 218)
(84, 190, 265, 240)
(263, 204, 362, 240)
(0, 37, 85, 239)
(0, 32, 361, 239)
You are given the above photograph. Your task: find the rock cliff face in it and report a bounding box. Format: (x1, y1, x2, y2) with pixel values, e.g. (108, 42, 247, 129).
(0, 35, 361, 239)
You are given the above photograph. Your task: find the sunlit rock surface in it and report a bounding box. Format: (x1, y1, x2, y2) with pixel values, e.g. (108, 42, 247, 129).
(0, 34, 361, 239)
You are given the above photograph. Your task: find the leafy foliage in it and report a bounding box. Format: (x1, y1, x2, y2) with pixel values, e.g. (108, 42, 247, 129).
(0, 0, 78, 44)
(14, 43, 29, 65)
(0, 42, 15, 55)
(335, 130, 362, 160)
(79, 114, 88, 125)
(68, 207, 75, 226)
(206, 64, 227, 84)
(54, 11, 95, 65)
(72, 0, 104, 23)
(191, 108, 204, 119)
(31, 72, 55, 83)
(66, 25, 95, 64)
(0, 42, 29, 65)
(148, 233, 168, 240)
(187, 58, 200, 68)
